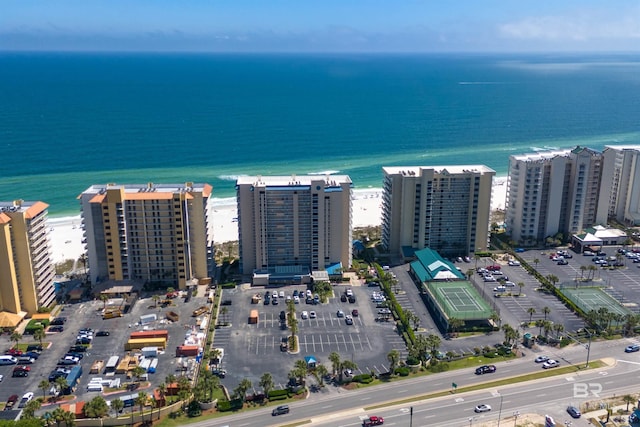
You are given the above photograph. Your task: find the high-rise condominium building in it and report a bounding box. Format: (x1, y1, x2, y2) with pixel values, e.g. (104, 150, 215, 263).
(381, 166, 495, 257)
(79, 183, 212, 289)
(505, 146, 602, 244)
(597, 145, 640, 226)
(236, 175, 352, 276)
(0, 200, 56, 317)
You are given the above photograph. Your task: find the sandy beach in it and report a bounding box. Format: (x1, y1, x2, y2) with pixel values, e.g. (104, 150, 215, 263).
(47, 178, 508, 263)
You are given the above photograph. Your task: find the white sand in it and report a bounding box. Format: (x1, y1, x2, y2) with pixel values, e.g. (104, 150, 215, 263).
(47, 177, 508, 263)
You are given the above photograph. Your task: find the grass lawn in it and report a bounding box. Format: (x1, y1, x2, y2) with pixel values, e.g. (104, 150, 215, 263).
(15, 342, 51, 351)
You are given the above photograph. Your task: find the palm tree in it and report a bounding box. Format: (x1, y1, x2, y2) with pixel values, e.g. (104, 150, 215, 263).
(136, 391, 148, 424)
(131, 365, 146, 383)
(51, 407, 67, 427)
(39, 379, 50, 400)
(315, 364, 329, 386)
(387, 349, 400, 372)
(580, 265, 587, 279)
(535, 319, 545, 336)
(10, 331, 22, 349)
(111, 398, 124, 418)
(448, 317, 464, 335)
(99, 293, 109, 310)
(33, 327, 46, 347)
(54, 376, 69, 399)
(220, 307, 229, 325)
(546, 274, 559, 288)
(152, 294, 160, 308)
(339, 360, 358, 383)
(542, 306, 551, 320)
(210, 348, 222, 367)
(425, 334, 442, 359)
(533, 258, 540, 269)
(553, 323, 564, 339)
(61, 410, 76, 427)
(233, 378, 252, 401)
(259, 372, 274, 396)
(624, 394, 635, 412)
(328, 351, 341, 376)
(543, 320, 553, 338)
(526, 307, 536, 324)
(518, 282, 525, 296)
(22, 399, 42, 419)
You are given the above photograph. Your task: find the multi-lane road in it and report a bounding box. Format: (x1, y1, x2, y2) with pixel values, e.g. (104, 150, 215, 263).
(193, 337, 640, 427)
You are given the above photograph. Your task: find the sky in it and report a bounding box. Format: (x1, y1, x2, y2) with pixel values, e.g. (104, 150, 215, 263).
(2, 0, 640, 53)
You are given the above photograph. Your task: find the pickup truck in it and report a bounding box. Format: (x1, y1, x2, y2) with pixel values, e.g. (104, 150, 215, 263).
(4, 395, 18, 411)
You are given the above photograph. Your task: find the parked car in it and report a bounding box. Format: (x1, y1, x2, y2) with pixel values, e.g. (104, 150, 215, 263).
(301, 311, 309, 320)
(352, 309, 359, 317)
(26, 345, 42, 352)
(542, 359, 559, 369)
(336, 310, 345, 318)
(95, 331, 110, 337)
(345, 315, 354, 325)
(12, 370, 28, 378)
(49, 325, 64, 333)
(18, 392, 34, 409)
(309, 311, 317, 319)
(474, 404, 492, 413)
(625, 344, 640, 353)
(4, 394, 18, 410)
(272, 405, 290, 416)
(567, 406, 581, 418)
(5, 348, 22, 356)
(24, 351, 40, 359)
(508, 260, 520, 266)
(534, 355, 549, 363)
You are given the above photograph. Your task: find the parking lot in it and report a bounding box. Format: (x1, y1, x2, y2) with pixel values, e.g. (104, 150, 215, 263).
(212, 284, 407, 390)
(0, 286, 213, 409)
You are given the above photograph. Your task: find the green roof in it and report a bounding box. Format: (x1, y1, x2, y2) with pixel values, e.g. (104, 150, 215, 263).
(411, 248, 465, 281)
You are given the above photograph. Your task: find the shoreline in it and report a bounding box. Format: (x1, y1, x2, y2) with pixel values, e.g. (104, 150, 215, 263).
(47, 178, 508, 263)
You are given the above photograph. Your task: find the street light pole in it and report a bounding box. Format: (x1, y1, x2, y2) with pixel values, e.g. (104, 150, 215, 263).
(497, 392, 504, 427)
(585, 329, 592, 368)
(514, 411, 520, 426)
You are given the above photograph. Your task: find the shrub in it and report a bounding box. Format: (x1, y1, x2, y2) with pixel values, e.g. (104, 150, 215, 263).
(429, 363, 450, 373)
(216, 398, 243, 412)
(352, 374, 373, 384)
(267, 389, 289, 399)
(406, 356, 420, 366)
(394, 367, 410, 376)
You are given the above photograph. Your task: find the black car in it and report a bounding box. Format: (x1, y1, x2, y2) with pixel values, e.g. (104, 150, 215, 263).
(95, 331, 110, 337)
(557, 259, 568, 265)
(272, 405, 290, 416)
(76, 337, 91, 345)
(69, 345, 87, 353)
(12, 370, 28, 378)
(50, 317, 67, 326)
(48, 370, 68, 382)
(24, 351, 40, 359)
(340, 294, 347, 302)
(475, 365, 497, 375)
(26, 345, 42, 352)
(279, 311, 286, 321)
(49, 325, 64, 333)
(348, 295, 356, 303)
(263, 296, 270, 305)
(126, 382, 140, 391)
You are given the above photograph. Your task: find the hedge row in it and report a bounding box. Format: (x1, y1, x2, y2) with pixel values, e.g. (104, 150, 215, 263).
(352, 374, 373, 384)
(267, 389, 289, 399)
(376, 265, 415, 345)
(24, 319, 50, 334)
(216, 398, 243, 412)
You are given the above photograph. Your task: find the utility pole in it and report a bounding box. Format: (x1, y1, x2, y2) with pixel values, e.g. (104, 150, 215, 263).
(497, 392, 504, 427)
(585, 329, 592, 368)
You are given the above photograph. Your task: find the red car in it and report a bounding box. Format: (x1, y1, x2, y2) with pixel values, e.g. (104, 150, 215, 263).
(6, 348, 22, 356)
(363, 416, 384, 426)
(486, 265, 501, 271)
(352, 309, 359, 317)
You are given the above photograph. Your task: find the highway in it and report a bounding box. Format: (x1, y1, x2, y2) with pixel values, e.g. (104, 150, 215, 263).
(191, 338, 640, 427)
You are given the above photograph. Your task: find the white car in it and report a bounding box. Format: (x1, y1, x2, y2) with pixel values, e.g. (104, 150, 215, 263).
(18, 392, 34, 408)
(301, 311, 309, 319)
(474, 404, 492, 413)
(309, 311, 317, 319)
(345, 315, 354, 325)
(293, 295, 300, 304)
(279, 290, 285, 298)
(542, 359, 559, 369)
(508, 260, 520, 266)
(346, 288, 353, 297)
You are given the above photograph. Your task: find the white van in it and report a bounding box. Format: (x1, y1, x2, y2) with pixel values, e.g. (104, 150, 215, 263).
(0, 356, 17, 365)
(493, 286, 506, 293)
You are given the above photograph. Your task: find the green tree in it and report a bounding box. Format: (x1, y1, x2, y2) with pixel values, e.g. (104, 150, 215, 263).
(131, 365, 146, 383)
(61, 409, 76, 427)
(314, 363, 329, 386)
(518, 282, 525, 296)
(54, 376, 69, 399)
(22, 399, 42, 419)
(39, 379, 50, 400)
(425, 334, 441, 359)
(10, 331, 22, 349)
(84, 396, 109, 418)
(135, 391, 148, 424)
(542, 306, 551, 320)
(111, 398, 124, 418)
(328, 351, 341, 376)
(624, 394, 635, 412)
(546, 274, 559, 288)
(232, 378, 252, 401)
(51, 407, 67, 427)
(99, 293, 109, 309)
(387, 349, 400, 372)
(339, 360, 358, 383)
(220, 307, 229, 325)
(489, 312, 502, 329)
(448, 317, 464, 335)
(33, 327, 46, 347)
(527, 307, 536, 324)
(259, 372, 274, 396)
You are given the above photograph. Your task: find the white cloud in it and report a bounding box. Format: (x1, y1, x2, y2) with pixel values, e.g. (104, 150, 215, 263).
(499, 9, 640, 42)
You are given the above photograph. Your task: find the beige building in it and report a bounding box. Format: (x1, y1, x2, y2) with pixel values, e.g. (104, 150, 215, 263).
(79, 183, 213, 289)
(381, 166, 495, 258)
(597, 145, 640, 226)
(505, 146, 603, 244)
(0, 200, 56, 322)
(236, 175, 352, 278)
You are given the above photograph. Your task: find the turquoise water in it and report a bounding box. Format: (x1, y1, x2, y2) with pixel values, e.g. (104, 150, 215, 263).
(1, 52, 639, 216)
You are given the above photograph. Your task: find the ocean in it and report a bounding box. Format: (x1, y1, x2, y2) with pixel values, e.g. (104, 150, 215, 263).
(1, 52, 640, 217)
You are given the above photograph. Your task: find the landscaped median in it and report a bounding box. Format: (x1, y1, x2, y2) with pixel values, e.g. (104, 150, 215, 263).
(365, 358, 608, 411)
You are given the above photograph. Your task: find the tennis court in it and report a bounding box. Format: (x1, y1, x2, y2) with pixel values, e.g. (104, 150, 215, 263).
(427, 281, 494, 320)
(562, 287, 631, 317)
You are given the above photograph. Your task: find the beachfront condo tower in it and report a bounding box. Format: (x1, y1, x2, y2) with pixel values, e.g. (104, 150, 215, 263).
(79, 183, 213, 289)
(236, 175, 352, 281)
(597, 145, 640, 226)
(381, 166, 495, 258)
(0, 200, 56, 325)
(505, 146, 603, 245)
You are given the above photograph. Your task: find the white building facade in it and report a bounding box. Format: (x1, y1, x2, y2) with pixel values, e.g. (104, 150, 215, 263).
(597, 145, 640, 226)
(381, 166, 495, 257)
